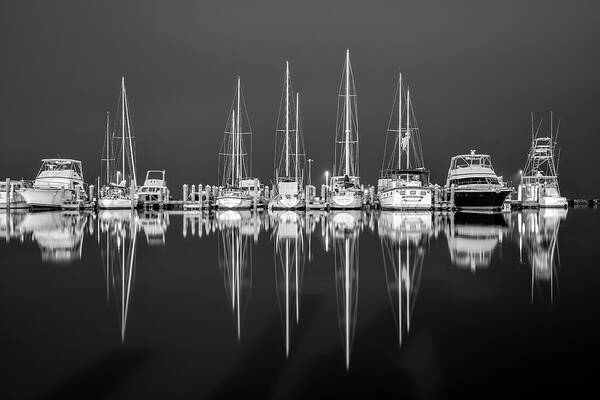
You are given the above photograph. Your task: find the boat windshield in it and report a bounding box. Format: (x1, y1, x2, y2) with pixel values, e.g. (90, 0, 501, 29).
(146, 171, 165, 180)
(451, 155, 493, 170)
(38, 160, 83, 179)
(450, 177, 499, 186)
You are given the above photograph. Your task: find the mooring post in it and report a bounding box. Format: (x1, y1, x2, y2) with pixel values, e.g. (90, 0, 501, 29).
(450, 184, 455, 210)
(130, 180, 135, 211)
(4, 178, 10, 242)
(5, 178, 10, 213)
(199, 184, 203, 210)
(183, 184, 188, 207)
(253, 179, 258, 211)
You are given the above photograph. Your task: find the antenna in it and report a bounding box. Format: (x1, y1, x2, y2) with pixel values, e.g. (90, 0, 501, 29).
(530, 112, 534, 144)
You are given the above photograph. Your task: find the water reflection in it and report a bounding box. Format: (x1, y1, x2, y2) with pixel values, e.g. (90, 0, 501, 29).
(378, 212, 431, 347)
(270, 211, 305, 357)
(17, 211, 90, 264)
(1, 208, 572, 372)
(1, 209, 28, 242)
(328, 211, 363, 370)
(441, 212, 510, 271)
(98, 210, 138, 342)
(215, 210, 260, 341)
(138, 210, 169, 246)
(517, 209, 567, 303)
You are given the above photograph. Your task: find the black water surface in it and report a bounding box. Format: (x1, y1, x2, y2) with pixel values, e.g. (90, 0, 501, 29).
(0, 209, 598, 399)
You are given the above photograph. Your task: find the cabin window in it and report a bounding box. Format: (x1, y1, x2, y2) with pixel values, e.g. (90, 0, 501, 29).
(451, 177, 496, 185)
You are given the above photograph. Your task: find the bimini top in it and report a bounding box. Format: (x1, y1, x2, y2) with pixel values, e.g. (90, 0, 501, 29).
(41, 158, 82, 164)
(448, 150, 495, 171)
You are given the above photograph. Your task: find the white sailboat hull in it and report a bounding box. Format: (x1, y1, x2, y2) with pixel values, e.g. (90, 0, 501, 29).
(216, 195, 253, 209)
(269, 195, 305, 210)
(329, 193, 363, 209)
(20, 188, 75, 209)
(379, 188, 432, 210)
(98, 197, 138, 209)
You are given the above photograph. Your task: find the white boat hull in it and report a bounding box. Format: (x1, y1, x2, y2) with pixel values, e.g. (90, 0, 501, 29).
(20, 188, 75, 209)
(269, 196, 305, 210)
(379, 188, 432, 210)
(328, 193, 363, 209)
(216, 195, 253, 209)
(539, 196, 568, 208)
(98, 197, 138, 209)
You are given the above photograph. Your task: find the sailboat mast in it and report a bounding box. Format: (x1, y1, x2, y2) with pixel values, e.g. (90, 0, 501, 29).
(398, 73, 402, 170)
(295, 92, 299, 183)
(344, 49, 351, 177)
(285, 61, 290, 177)
(236, 76, 241, 184)
(124, 86, 137, 188)
(406, 88, 411, 169)
(105, 112, 110, 184)
(121, 77, 126, 184)
(231, 110, 236, 186)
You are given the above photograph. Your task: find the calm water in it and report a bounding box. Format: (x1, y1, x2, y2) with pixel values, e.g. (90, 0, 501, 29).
(1, 208, 599, 399)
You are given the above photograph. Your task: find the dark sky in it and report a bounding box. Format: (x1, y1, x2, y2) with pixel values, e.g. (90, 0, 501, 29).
(1, 0, 599, 197)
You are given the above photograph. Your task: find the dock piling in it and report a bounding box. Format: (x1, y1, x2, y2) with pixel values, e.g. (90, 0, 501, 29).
(5, 178, 10, 213)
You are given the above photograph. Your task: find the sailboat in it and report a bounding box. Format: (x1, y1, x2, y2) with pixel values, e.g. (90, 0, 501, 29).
(518, 112, 567, 208)
(328, 50, 363, 209)
(98, 77, 139, 209)
(216, 77, 259, 209)
(378, 73, 432, 210)
(269, 62, 306, 210)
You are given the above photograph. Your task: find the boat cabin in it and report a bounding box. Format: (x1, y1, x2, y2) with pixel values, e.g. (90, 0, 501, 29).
(378, 168, 430, 191)
(33, 159, 85, 190)
(137, 170, 169, 202)
(446, 151, 500, 187)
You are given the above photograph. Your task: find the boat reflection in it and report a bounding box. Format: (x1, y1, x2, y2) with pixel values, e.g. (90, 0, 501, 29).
(378, 211, 431, 347)
(328, 211, 362, 370)
(17, 211, 90, 264)
(98, 210, 138, 342)
(138, 210, 169, 246)
(215, 210, 260, 341)
(1, 209, 28, 242)
(270, 210, 305, 357)
(441, 212, 510, 272)
(517, 209, 567, 303)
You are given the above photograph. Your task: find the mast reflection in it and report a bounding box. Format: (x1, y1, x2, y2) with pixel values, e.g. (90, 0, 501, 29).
(378, 211, 431, 347)
(517, 209, 567, 303)
(99, 210, 138, 342)
(329, 211, 362, 370)
(270, 210, 305, 358)
(441, 212, 509, 272)
(216, 210, 260, 341)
